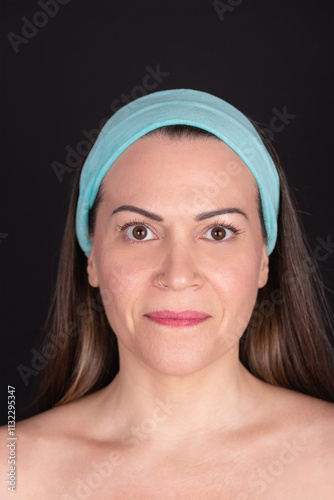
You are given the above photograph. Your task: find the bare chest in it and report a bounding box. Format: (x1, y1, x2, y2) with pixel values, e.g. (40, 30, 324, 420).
(16, 436, 333, 500)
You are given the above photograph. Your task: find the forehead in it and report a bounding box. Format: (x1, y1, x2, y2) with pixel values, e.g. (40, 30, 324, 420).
(101, 135, 258, 209)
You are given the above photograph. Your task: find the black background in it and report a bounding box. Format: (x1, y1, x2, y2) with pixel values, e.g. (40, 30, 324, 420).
(1, 0, 333, 425)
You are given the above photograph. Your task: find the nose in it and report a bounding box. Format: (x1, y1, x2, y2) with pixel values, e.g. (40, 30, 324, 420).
(157, 239, 204, 291)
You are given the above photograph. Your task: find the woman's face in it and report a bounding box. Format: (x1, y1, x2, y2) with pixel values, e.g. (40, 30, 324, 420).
(87, 135, 269, 375)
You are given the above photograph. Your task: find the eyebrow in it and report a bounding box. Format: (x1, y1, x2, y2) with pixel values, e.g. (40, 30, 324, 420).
(111, 205, 249, 221)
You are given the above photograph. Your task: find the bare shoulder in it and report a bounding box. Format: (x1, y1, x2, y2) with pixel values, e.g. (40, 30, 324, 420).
(284, 391, 334, 496)
(235, 381, 334, 498)
(275, 384, 333, 429)
(259, 381, 334, 442)
(12, 391, 101, 450)
(0, 394, 101, 500)
(264, 383, 334, 490)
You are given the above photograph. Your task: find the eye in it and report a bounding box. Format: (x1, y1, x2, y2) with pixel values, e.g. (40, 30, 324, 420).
(202, 221, 241, 243)
(127, 224, 155, 242)
(116, 218, 241, 245)
(116, 220, 156, 243)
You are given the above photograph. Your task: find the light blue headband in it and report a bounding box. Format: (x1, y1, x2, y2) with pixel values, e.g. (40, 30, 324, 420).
(76, 89, 280, 257)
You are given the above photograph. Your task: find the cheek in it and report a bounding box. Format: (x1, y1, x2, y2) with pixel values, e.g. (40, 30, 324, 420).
(214, 251, 262, 328)
(96, 247, 152, 296)
(92, 245, 149, 335)
(96, 256, 134, 304)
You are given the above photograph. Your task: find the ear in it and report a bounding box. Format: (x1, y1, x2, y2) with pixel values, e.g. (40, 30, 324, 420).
(258, 243, 269, 289)
(87, 249, 99, 288)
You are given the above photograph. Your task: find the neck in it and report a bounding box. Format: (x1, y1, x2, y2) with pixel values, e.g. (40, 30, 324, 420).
(97, 345, 267, 449)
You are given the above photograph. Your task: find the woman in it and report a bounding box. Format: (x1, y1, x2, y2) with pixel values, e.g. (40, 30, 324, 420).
(1, 89, 334, 499)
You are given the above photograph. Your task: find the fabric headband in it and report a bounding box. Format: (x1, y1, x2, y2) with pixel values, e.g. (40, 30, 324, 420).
(76, 88, 280, 257)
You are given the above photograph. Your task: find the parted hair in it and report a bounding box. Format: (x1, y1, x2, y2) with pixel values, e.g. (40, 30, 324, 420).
(36, 122, 334, 412)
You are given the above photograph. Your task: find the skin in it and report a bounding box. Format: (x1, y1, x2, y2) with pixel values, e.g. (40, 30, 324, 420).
(0, 136, 333, 499)
(87, 135, 269, 379)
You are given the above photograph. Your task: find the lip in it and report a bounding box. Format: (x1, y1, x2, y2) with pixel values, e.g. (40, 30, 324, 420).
(145, 310, 210, 319)
(144, 310, 211, 328)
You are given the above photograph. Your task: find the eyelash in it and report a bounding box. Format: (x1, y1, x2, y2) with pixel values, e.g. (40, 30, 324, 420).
(116, 218, 242, 245)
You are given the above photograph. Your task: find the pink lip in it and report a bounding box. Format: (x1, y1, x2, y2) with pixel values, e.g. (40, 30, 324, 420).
(144, 310, 211, 327)
(146, 310, 210, 319)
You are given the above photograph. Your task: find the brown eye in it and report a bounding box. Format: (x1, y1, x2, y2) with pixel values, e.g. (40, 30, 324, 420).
(211, 227, 227, 241)
(132, 226, 147, 240)
(121, 222, 156, 243)
(202, 225, 235, 243)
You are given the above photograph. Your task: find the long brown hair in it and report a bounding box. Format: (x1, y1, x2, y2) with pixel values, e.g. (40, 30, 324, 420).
(36, 122, 334, 412)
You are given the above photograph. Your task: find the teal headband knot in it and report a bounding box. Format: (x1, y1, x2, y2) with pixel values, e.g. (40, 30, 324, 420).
(76, 89, 280, 256)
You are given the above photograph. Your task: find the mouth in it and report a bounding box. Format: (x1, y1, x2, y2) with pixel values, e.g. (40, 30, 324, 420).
(144, 310, 211, 327)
